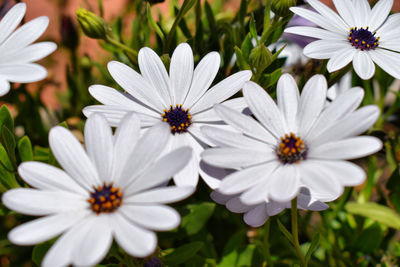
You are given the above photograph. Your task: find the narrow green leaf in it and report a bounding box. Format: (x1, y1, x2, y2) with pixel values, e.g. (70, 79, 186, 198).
(234, 46, 250, 70)
(276, 218, 294, 245)
(345, 202, 400, 229)
(204, 1, 216, 31)
(147, 3, 165, 40)
(32, 242, 52, 266)
(238, 0, 247, 26)
(249, 14, 258, 45)
(1, 126, 16, 169)
(241, 33, 254, 60)
(263, 0, 272, 34)
(18, 136, 33, 162)
(305, 233, 320, 264)
(0, 105, 14, 131)
(163, 242, 203, 265)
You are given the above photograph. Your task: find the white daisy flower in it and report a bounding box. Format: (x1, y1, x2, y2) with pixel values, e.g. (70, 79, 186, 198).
(0, 3, 57, 95)
(201, 74, 382, 205)
(83, 43, 252, 189)
(2, 113, 194, 267)
(210, 188, 328, 227)
(285, 0, 400, 80)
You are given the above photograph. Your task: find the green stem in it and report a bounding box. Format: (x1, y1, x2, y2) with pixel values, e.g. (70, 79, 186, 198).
(105, 36, 138, 64)
(291, 198, 307, 267)
(263, 219, 274, 267)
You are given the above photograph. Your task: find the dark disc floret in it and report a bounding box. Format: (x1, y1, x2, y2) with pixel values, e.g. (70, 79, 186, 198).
(348, 27, 379, 51)
(276, 133, 307, 164)
(162, 104, 192, 134)
(87, 182, 122, 214)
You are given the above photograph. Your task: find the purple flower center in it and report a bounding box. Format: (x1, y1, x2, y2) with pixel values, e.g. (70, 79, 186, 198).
(162, 104, 192, 134)
(277, 133, 307, 164)
(88, 182, 122, 214)
(348, 27, 380, 51)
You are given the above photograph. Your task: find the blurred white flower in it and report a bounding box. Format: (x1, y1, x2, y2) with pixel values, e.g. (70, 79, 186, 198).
(201, 74, 382, 208)
(327, 72, 352, 101)
(0, 3, 56, 96)
(2, 113, 193, 267)
(285, 0, 400, 80)
(84, 43, 252, 189)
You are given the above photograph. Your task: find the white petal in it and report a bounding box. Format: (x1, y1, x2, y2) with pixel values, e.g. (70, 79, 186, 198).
(0, 78, 10, 96)
(353, 51, 375, 80)
(240, 178, 270, 205)
(353, 0, 371, 27)
(213, 104, 276, 144)
(112, 212, 157, 258)
(120, 204, 180, 231)
(369, 49, 400, 79)
(268, 165, 300, 202)
(184, 51, 220, 107)
(309, 136, 382, 160)
(201, 126, 271, 151)
(172, 134, 199, 187)
(88, 84, 160, 116)
(138, 47, 172, 105)
(8, 210, 89, 245)
(18, 161, 86, 195)
(201, 147, 275, 169)
(0, 3, 26, 44)
(72, 216, 113, 267)
(332, 0, 355, 26)
(125, 146, 192, 195)
(307, 0, 348, 31)
(369, 0, 393, 31)
(380, 39, 400, 52)
(210, 190, 235, 205)
(190, 70, 252, 113)
(297, 75, 327, 137)
(310, 160, 366, 186)
(376, 13, 400, 41)
(116, 123, 171, 188)
(83, 105, 128, 127)
(243, 81, 286, 137)
(0, 63, 47, 83)
(284, 26, 345, 40)
(2, 188, 86, 216)
(243, 204, 269, 227)
(0, 42, 56, 64)
(226, 197, 253, 213)
(112, 112, 141, 182)
(311, 105, 380, 146)
(125, 186, 194, 204)
(0, 16, 49, 51)
(304, 40, 349, 59)
(307, 87, 364, 140)
(277, 74, 300, 131)
(298, 163, 343, 202)
(290, 6, 347, 33)
(170, 43, 194, 104)
(49, 126, 100, 190)
(266, 201, 286, 216)
(326, 47, 356, 73)
(107, 61, 166, 111)
(84, 114, 114, 183)
(219, 161, 279, 195)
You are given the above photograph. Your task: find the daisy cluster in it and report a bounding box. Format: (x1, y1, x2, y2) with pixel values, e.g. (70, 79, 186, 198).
(0, 0, 397, 266)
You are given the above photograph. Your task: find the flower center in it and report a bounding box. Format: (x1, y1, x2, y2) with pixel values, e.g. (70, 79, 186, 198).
(87, 182, 122, 214)
(277, 133, 307, 164)
(348, 27, 379, 51)
(162, 104, 192, 134)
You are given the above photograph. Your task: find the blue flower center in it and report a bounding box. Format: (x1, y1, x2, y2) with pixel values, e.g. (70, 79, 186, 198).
(348, 27, 379, 51)
(277, 133, 307, 164)
(87, 182, 122, 214)
(162, 104, 192, 134)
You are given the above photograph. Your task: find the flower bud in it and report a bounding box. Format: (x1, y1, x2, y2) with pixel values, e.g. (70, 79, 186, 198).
(249, 45, 273, 71)
(271, 0, 297, 17)
(76, 8, 109, 39)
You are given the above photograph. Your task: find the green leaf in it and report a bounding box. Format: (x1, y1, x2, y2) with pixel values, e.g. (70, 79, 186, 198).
(0, 105, 14, 131)
(1, 125, 16, 169)
(18, 136, 33, 162)
(234, 46, 250, 70)
(345, 202, 400, 229)
(180, 202, 215, 235)
(32, 242, 52, 266)
(58, 121, 69, 128)
(305, 233, 320, 264)
(237, 244, 256, 267)
(163, 242, 203, 265)
(249, 14, 258, 44)
(241, 33, 254, 60)
(264, 68, 282, 88)
(147, 3, 165, 40)
(352, 222, 383, 254)
(218, 230, 247, 267)
(276, 218, 294, 245)
(238, 0, 247, 26)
